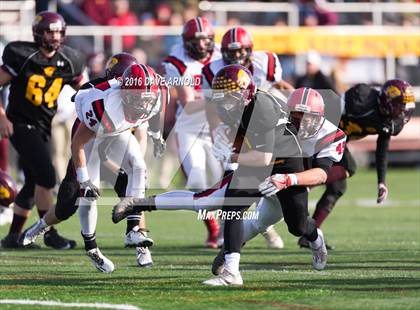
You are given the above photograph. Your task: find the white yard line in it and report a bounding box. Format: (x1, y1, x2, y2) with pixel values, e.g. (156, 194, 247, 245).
(0, 299, 140, 310)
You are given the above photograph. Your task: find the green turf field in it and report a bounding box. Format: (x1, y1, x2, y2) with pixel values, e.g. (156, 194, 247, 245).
(0, 168, 419, 310)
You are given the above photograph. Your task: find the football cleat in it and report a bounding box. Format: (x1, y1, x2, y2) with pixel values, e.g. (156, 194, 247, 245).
(136, 247, 153, 268)
(124, 226, 154, 248)
(211, 248, 225, 276)
(310, 229, 328, 271)
(298, 235, 335, 250)
(202, 268, 243, 286)
(0, 206, 13, 226)
(86, 248, 115, 273)
(262, 227, 284, 249)
(44, 227, 77, 250)
(21, 219, 50, 247)
(112, 197, 154, 223)
(216, 237, 224, 248)
(1, 233, 40, 249)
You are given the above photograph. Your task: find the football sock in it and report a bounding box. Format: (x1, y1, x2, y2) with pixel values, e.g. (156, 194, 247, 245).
(203, 216, 219, 235)
(81, 231, 97, 251)
(312, 207, 330, 228)
(126, 215, 141, 234)
(310, 231, 323, 249)
(224, 252, 240, 274)
(78, 203, 98, 236)
(8, 213, 27, 235)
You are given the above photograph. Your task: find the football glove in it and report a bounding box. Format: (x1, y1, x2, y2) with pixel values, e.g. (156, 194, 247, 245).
(377, 182, 388, 204)
(212, 135, 234, 163)
(79, 180, 100, 200)
(258, 173, 298, 197)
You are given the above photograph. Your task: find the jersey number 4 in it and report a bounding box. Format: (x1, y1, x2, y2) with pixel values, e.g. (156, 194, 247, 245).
(25, 74, 63, 108)
(336, 141, 346, 155)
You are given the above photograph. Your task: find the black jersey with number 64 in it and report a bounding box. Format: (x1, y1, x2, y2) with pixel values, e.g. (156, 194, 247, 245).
(1, 41, 84, 135)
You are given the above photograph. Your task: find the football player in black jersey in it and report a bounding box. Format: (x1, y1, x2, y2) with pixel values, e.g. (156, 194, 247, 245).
(298, 79, 416, 249)
(112, 65, 328, 285)
(0, 11, 86, 249)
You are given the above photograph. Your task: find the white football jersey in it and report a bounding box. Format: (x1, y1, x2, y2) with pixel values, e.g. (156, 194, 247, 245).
(74, 78, 160, 137)
(162, 44, 222, 133)
(201, 50, 283, 98)
(300, 119, 347, 162)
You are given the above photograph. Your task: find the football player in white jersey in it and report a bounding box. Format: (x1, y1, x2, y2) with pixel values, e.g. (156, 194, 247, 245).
(201, 26, 293, 248)
(161, 17, 222, 248)
(21, 64, 165, 272)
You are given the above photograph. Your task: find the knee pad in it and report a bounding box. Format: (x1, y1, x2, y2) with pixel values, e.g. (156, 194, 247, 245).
(114, 170, 128, 198)
(36, 163, 56, 189)
(287, 225, 306, 237)
(55, 179, 80, 221)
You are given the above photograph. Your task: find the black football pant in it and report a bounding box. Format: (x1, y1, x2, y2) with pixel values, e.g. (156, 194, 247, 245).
(223, 158, 318, 254)
(10, 124, 56, 210)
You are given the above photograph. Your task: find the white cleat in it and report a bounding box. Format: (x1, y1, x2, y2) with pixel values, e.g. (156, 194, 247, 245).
(262, 227, 284, 249)
(21, 219, 50, 246)
(124, 226, 154, 248)
(136, 247, 153, 268)
(202, 268, 243, 286)
(310, 229, 328, 270)
(0, 206, 13, 226)
(86, 248, 115, 273)
(216, 237, 224, 248)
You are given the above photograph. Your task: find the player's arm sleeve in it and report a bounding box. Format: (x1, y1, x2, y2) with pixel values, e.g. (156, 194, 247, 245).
(161, 60, 182, 80)
(74, 92, 100, 133)
(1, 43, 21, 77)
(312, 156, 334, 175)
(375, 133, 390, 184)
(316, 129, 347, 162)
(68, 50, 86, 87)
(201, 65, 214, 100)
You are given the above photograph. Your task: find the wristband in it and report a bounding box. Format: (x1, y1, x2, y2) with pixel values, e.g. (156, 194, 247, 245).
(148, 130, 161, 140)
(76, 166, 89, 183)
(288, 173, 298, 186)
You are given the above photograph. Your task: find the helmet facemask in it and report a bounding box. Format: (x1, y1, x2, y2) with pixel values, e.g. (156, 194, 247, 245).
(212, 89, 250, 127)
(290, 111, 324, 139)
(222, 45, 252, 67)
(121, 89, 158, 122)
(184, 34, 215, 60)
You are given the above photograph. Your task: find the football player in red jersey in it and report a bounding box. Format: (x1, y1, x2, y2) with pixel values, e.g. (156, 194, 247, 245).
(161, 17, 222, 248)
(298, 79, 416, 249)
(23, 64, 166, 272)
(0, 11, 86, 249)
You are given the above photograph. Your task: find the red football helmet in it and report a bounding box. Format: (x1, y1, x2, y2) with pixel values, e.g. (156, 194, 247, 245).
(182, 17, 215, 60)
(120, 64, 160, 121)
(211, 64, 256, 126)
(32, 11, 66, 52)
(105, 53, 138, 79)
(287, 88, 325, 139)
(0, 170, 17, 207)
(221, 27, 253, 67)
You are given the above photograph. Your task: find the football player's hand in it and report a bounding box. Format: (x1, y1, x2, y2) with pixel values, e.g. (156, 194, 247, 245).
(0, 113, 13, 138)
(377, 182, 388, 204)
(212, 135, 234, 163)
(79, 180, 100, 199)
(259, 174, 297, 197)
(152, 136, 166, 158)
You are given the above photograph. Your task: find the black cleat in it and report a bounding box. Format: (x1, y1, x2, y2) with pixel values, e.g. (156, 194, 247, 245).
(298, 236, 335, 250)
(112, 197, 154, 224)
(1, 233, 40, 249)
(211, 247, 225, 276)
(44, 227, 76, 250)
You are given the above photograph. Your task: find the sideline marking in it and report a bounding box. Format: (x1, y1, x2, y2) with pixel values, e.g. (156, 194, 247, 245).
(0, 299, 140, 310)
